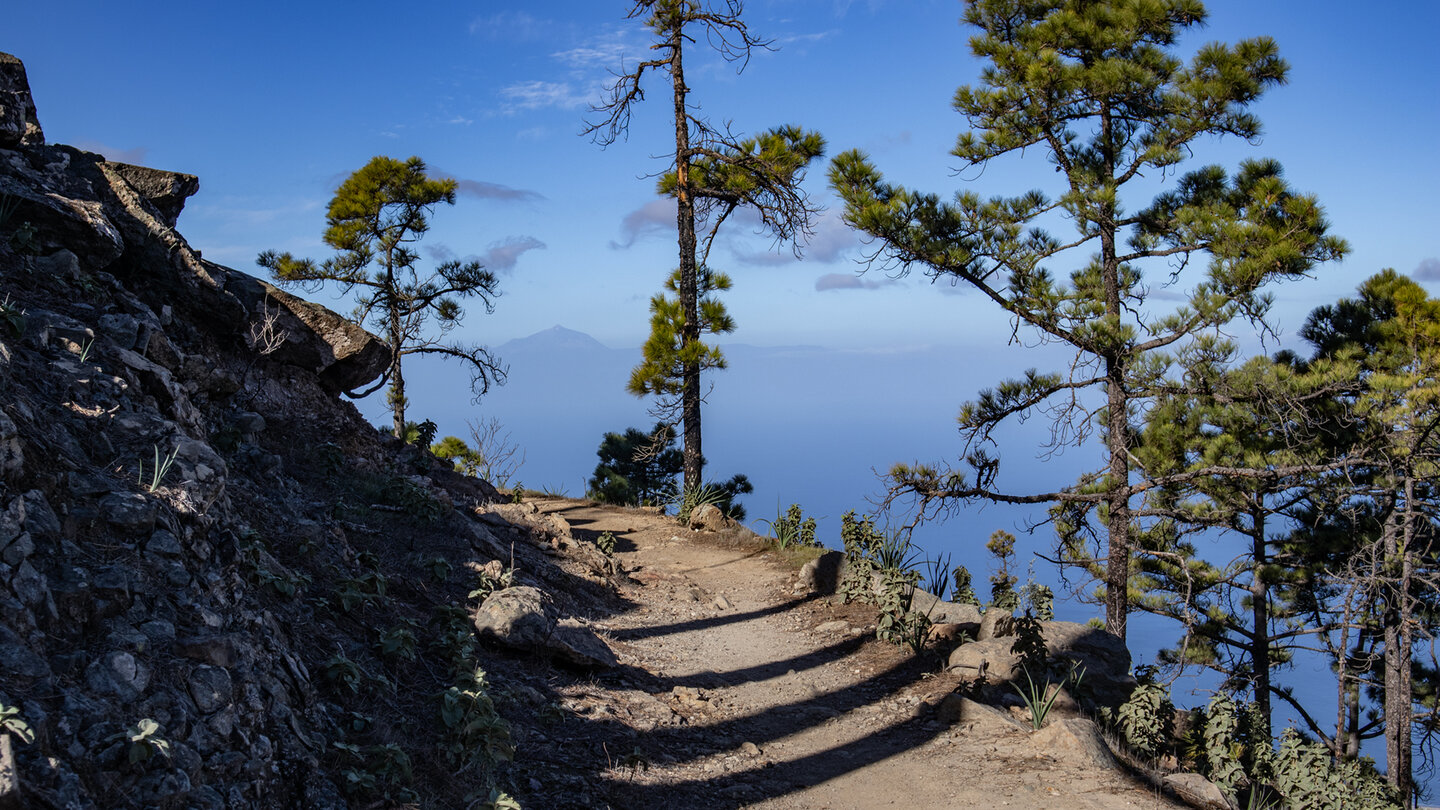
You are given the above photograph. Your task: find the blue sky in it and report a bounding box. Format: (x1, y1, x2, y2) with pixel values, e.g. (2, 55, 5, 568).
(9, 0, 1438, 354)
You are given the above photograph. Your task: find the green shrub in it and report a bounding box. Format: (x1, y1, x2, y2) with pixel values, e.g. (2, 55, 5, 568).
(0, 702, 34, 744)
(439, 668, 514, 778)
(1104, 681, 1174, 761)
(762, 503, 818, 549)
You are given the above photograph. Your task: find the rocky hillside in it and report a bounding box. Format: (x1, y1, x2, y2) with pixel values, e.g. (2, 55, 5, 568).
(0, 52, 633, 808)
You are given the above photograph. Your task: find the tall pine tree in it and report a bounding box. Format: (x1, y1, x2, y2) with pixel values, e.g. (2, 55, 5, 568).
(588, 1, 823, 492)
(830, 0, 1345, 639)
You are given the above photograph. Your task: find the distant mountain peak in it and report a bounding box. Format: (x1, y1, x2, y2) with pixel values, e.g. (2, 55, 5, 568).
(501, 325, 611, 354)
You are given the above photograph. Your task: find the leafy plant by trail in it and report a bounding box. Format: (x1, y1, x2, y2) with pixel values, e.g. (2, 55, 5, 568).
(439, 667, 514, 781)
(404, 419, 439, 449)
(1012, 662, 1084, 731)
(118, 718, 171, 765)
(950, 565, 980, 607)
(258, 155, 508, 439)
(0, 702, 34, 744)
(137, 444, 179, 492)
(669, 474, 753, 523)
(761, 503, 818, 550)
(1101, 682, 1401, 810)
(1103, 679, 1175, 762)
(0, 295, 25, 339)
(837, 510, 928, 648)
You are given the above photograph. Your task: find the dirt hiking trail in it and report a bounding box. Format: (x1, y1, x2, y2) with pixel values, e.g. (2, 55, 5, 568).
(527, 497, 1187, 810)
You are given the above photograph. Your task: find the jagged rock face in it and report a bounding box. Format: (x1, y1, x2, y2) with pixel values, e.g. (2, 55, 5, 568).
(0, 53, 43, 147)
(0, 52, 387, 395)
(101, 162, 199, 230)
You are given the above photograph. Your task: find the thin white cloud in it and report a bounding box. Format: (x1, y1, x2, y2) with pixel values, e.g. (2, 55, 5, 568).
(777, 29, 839, 45)
(815, 272, 899, 292)
(801, 211, 861, 263)
(553, 27, 633, 69)
(429, 168, 543, 202)
(499, 80, 593, 113)
(1413, 257, 1440, 281)
(611, 199, 677, 248)
(470, 11, 546, 39)
(724, 209, 860, 267)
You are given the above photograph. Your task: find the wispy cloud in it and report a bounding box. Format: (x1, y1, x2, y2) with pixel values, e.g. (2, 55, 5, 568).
(73, 139, 148, 165)
(499, 80, 594, 113)
(611, 199, 677, 248)
(453, 178, 545, 203)
(425, 236, 545, 273)
(801, 211, 861, 263)
(1413, 257, 1440, 281)
(497, 25, 637, 116)
(469, 11, 546, 40)
(482, 236, 546, 272)
(815, 272, 899, 292)
(777, 29, 839, 46)
(553, 27, 633, 69)
(724, 209, 860, 266)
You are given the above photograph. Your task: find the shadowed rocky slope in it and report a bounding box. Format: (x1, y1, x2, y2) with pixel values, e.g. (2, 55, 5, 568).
(0, 52, 630, 808)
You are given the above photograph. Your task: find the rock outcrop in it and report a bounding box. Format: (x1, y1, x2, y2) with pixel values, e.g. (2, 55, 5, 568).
(0, 53, 43, 147)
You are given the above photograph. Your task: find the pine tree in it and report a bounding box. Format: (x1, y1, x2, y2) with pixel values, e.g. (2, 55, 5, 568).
(587, 423, 684, 506)
(1129, 348, 1356, 728)
(258, 155, 505, 439)
(587, 1, 824, 492)
(830, 0, 1345, 639)
(628, 266, 735, 414)
(1293, 271, 1440, 802)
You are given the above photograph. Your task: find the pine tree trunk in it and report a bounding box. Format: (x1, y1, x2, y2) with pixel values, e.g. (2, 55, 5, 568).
(1251, 507, 1272, 726)
(387, 270, 405, 439)
(1384, 476, 1415, 802)
(669, 19, 703, 492)
(1098, 103, 1130, 641)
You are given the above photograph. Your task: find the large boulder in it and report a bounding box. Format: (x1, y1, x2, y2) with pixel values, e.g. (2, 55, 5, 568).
(796, 550, 845, 595)
(688, 503, 729, 532)
(908, 587, 982, 625)
(473, 586, 616, 669)
(0, 52, 43, 147)
(1029, 718, 1115, 769)
(946, 620, 1136, 708)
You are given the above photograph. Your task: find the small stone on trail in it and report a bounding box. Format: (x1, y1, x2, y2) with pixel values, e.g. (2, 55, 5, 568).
(739, 741, 761, 758)
(815, 620, 849, 634)
(713, 594, 733, 610)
